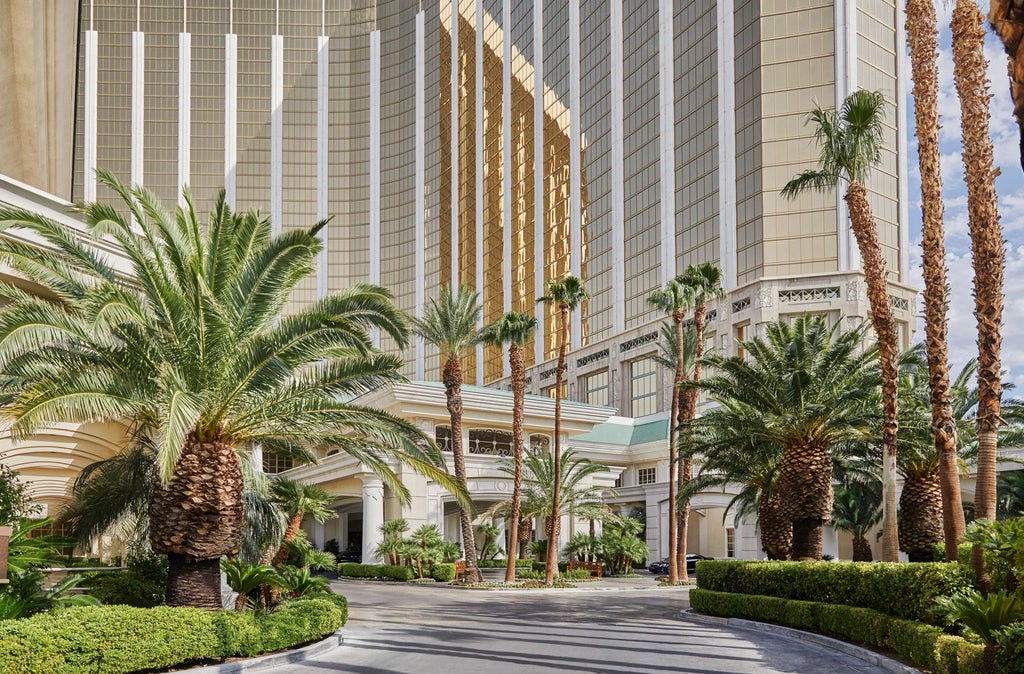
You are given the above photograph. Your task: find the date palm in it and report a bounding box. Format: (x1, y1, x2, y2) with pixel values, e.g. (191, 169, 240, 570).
(952, 0, 1006, 591)
(688, 316, 880, 560)
(676, 262, 725, 579)
(480, 311, 537, 581)
(906, 0, 966, 563)
(832, 477, 882, 562)
(266, 478, 335, 566)
(988, 1, 1024, 171)
(413, 284, 484, 583)
(0, 172, 452, 608)
(647, 279, 695, 584)
(538, 276, 588, 584)
(782, 90, 902, 561)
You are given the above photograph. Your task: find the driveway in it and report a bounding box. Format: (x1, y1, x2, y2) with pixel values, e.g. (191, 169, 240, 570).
(274, 580, 907, 674)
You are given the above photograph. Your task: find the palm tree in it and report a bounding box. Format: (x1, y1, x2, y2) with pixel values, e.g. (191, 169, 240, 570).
(647, 280, 695, 584)
(676, 262, 725, 579)
(538, 275, 588, 584)
(687, 316, 880, 560)
(0, 172, 453, 608)
(266, 478, 336, 566)
(952, 0, 1007, 591)
(906, 0, 966, 563)
(413, 284, 484, 583)
(782, 90, 901, 562)
(832, 478, 882, 562)
(988, 2, 1024, 171)
(479, 311, 537, 582)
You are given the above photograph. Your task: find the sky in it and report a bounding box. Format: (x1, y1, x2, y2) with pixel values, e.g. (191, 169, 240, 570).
(904, 1, 1024, 388)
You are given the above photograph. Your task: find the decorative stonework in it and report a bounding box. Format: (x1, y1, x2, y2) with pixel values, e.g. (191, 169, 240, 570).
(756, 287, 774, 309)
(731, 297, 751, 313)
(778, 287, 840, 303)
(577, 348, 609, 368)
(846, 280, 863, 302)
(619, 332, 659, 353)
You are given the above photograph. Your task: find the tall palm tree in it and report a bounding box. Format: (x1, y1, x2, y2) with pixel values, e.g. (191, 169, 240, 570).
(0, 172, 452, 608)
(413, 284, 484, 583)
(687, 316, 880, 560)
(906, 0, 966, 560)
(676, 262, 724, 579)
(832, 477, 883, 562)
(952, 0, 1006, 591)
(988, 1, 1024, 171)
(782, 90, 902, 562)
(479, 310, 537, 582)
(538, 276, 588, 584)
(647, 280, 694, 584)
(266, 478, 336, 566)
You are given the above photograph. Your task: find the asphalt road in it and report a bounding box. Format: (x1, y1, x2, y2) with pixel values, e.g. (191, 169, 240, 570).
(273, 580, 906, 674)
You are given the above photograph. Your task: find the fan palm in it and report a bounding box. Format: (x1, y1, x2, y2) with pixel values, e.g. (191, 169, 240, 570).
(0, 172, 453, 608)
(265, 478, 336, 566)
(832, 478, 882, 562)
(687, 316, 880, 560)
(951, 0, 1006, 590)
(782, 90, 901, 561)
(479, 310, 537, 581)
(647, 279, 695, 584)
(413, 284, 484, 583)
(676, 262, 725, 580)
(537, 276, 588, 584)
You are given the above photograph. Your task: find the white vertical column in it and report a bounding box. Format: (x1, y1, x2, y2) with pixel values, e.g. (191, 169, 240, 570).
(131, 32, 145, 188)
(450, 2, 460, 288)
(475, 0, 485, 386)
(834, 0, 858, 271)
(533, 0, 546, 365)
(271, 34, 283, 234)
(361, 476, 385, 564)
(84, 29, 98, 202)
(317, 35, 330, 298)
(369, 29, 382, 347)
(895, 14, 910, 283)
(178, 31, 191, 206)
(657, 0, 675, 286)
(569, 0, 582, 351)
(716, 0, 737, 291)
(502, 0, 513, 324)
(415, 12, 427, 380)
(609, 0, 626, 335)
(224, 33, 238, 208)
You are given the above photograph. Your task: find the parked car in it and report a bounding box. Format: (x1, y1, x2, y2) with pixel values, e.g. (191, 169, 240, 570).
(648, 554, 712, 575)
(336, 546, 362, 563)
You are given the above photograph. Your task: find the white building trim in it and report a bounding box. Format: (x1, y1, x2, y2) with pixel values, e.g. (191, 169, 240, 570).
(224, 33, 238, 208)
(369, 29, 382, 347)
(317, 35, 330, 299)
(657, 0, 675, 286)
(610, 0, 626, 335)
(177, 32, 191, 207)
(716, 0, 737, 291)
(131, 32, 145, 188)
(416, 11, 427, 380)
(271, 34, 283, 234)
(84, 30, 98, 202)
(533, 0, 546, 365)
(895, 14, 910, 282)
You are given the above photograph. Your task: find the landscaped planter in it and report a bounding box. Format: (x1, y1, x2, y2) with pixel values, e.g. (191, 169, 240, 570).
(0, 525, 11, 585)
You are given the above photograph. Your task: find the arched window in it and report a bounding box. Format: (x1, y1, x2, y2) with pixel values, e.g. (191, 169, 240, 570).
(435, 426, 453, 451)
(468, 429, 513, 456)
(529, 434, 550, 453)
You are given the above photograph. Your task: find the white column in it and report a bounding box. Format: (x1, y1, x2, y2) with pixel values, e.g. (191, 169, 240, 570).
(271, 33, 283, 234)
(317, 35, 330, 298)
(495, 516, 507, 557)
(224, 33, 238, 208)
(895, 13, 910, 283)
(450, 2, 460, 288)
(657, 0, 675, 286)
(369, 29, 382, 347)
(475, 0, 485, 386)
(569, 0, 582, 352)
(416, 12, 427, 380)
(502, 0, 513, 328)
(84, 29, 98, 202)
(178, 31, 191, 206)
(533, 0, 546, 365)
(361, 476, 385, 564)
(610, 0, 626, 335)
(834, 0, 858, 271)
(131, 32, 145, 188)
(716, 0, 737, 291)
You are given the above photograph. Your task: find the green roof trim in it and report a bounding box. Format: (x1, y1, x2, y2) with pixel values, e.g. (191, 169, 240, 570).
(571, 417, 669, 446)
(411, 380, 616, 409)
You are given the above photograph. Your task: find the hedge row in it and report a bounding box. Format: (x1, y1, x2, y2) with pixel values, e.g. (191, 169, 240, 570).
(336, 563, 415, 581)
(0, 595, 348, 674)
(476, 559, 534, 568)
(690, 589, 985, 674)
(696, 560, 972, 624)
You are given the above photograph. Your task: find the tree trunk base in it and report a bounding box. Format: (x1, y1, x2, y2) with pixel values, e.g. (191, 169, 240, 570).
(791, 519, 823, 561)
(166, 554, 223, 609)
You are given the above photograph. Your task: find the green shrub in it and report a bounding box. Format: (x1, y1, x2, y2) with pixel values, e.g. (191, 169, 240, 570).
(561, 570, 593, 581)
(690, 589, 986, 674)
(380, 565, 414, 581)
(517, 570, 544, 580)
(0, 596, 348, 674)
(336, 563, 413, 581)
(995, 621, 1024, 674)
(432, 563, 456, 582)
(696, 560, 972, 624)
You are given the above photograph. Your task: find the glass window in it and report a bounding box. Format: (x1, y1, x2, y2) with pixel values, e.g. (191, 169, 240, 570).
(530, 434, 550, 453)
(263, 452, 294, 474)
(726, 527, 736, 558)
(637, 466, 657, 486)
(436, 426, 452, 452)
(735, 323, 748, 360)
(585, 370, 609, 407)
(468, 429, 513, 457)
(630, 357, 658, 417)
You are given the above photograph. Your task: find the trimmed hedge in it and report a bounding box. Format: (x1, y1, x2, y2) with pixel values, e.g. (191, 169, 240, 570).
(475, 559, 534, 568)
(690, 589, 985, 674)
(0, 595, 347, 674)
(431, 563, 456, 582)
(336, 563, 415, 581)
(696, 560, 972, 624)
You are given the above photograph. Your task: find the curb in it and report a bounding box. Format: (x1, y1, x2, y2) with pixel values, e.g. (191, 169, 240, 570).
(185, 630, 345, 673)
(680, 611, 920, 674)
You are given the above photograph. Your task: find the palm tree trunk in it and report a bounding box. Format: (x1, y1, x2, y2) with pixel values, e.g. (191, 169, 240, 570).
(952, 0, 1005, 593)
(844, 181, 900, 562)
(907, 0, 967, 561)
(988, 0, 1024, 171)
(758, 489, 792, 560)
(444, 355, 481, 583)
(899, 469, 945, 562)
(677, 302, 707, 579)
(506, 342, 526, 583)
(545, 303, 570, 585)
(149, 439, 245, 608)
(273, 512, 305, 566)
(852, 537, 873, 562)
(666, 309, 683, 585)
(779, 441, 833, 560)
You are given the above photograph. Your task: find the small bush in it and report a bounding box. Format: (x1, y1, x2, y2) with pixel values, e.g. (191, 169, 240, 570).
(561, 570, 594, 581)
(517, 570, 544, 580)
(995, 621, 1024, 674)
(696, 560, 972, 624)
(690, 589, 986, 674)
(336, 563, 413, 581)
(432, 563, 456, 582)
